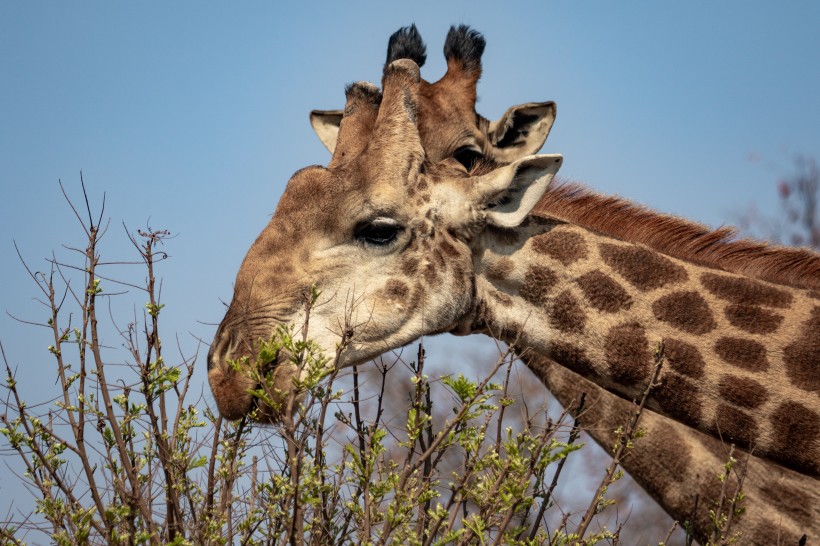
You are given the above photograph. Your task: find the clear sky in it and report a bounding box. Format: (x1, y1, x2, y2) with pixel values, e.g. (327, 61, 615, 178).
(1, 0, 819, 533)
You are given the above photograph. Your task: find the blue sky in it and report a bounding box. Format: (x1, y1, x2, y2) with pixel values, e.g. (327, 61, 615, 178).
(1, 1, 819, 533)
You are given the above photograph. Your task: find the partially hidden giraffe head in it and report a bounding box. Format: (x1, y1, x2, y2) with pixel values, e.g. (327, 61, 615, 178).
(207, 56, 562, 423)
(311, 24, 557, 167)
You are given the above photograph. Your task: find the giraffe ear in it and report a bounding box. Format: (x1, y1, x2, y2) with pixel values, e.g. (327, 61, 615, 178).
(487, 102, 557, 163)
(309, 109, 344, 153)
(475, 154, 563, 228)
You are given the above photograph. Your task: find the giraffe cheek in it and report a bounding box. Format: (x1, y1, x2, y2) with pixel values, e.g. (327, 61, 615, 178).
(381, 279, 411, 301)
(367, 280, 417, 327)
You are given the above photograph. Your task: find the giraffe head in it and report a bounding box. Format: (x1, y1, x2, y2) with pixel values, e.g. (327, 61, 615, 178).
(207, 58, 562, 422)
(311, 24, 557, 167)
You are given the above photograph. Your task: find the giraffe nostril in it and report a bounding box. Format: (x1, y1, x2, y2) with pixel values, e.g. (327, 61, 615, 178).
(208, 328, 242, 371)
(206, 343, 217, 371)
(227, 331, 241, 355)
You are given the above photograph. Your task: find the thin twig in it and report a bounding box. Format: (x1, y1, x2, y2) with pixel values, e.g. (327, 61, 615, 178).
(573, 342, 665, 541)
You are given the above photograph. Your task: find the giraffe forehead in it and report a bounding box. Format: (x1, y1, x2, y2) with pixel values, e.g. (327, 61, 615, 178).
(272, 165, 417, 239)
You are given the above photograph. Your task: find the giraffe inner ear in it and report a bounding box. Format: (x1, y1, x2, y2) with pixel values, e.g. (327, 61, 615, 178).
(488, 102, 557, 163)
(479, 154, 563, 228)
(310, 109, 343, 153)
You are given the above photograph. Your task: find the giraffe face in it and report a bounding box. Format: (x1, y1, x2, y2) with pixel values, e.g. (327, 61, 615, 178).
(207, 60, 562, 422)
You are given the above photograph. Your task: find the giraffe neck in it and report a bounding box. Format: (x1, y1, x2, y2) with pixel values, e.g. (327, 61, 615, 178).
(523, 354, 819, 543)
(469, 216, 820, 477)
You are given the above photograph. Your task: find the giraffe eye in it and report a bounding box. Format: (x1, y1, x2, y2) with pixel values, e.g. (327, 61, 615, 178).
(453, 146, 483, 170)
(354, 217, 403, 247)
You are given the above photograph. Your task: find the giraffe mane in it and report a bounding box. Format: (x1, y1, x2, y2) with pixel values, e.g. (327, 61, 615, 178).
(535, 181, 820, 290)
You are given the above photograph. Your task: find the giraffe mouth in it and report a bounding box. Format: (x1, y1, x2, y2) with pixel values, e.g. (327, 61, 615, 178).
(249, 349, 301, 424)
(208, 344, 300, 424)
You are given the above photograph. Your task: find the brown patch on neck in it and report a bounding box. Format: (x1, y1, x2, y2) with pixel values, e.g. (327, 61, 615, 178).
(536, 183, 820, 290)
(549, 341, 596, 377)
(663, 338, 705, 378)
(701, 272, 794, 307)
(714, 404, 758, 445)
(769, 401, 820, 476)
(714, 337, 769, 371)
(519, 265, 559, 307)
(530, 227, 589, 265)
(549, 290, 586, 333)
(723, 304, 784, 334)
(575, 270, 633, 313)
(599, 243, 688, 291)
(653, 373, 703, 424)
(652, 291, 716, 334)
(717, 375, 768, 409)
(783, 306, 820, 392)
(604, 322, 652, 385)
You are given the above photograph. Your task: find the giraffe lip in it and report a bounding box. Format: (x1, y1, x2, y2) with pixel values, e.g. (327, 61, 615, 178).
(208, 343, 298, 423)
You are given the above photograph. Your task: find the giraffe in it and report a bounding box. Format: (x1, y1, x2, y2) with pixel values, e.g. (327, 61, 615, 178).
(310, 25, 556, 168)
(307, 26, 819, 544)
(535, 355, 817, 545)
(208, 31, 820, 510)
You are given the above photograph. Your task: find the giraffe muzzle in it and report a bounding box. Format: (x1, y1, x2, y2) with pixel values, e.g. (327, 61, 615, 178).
(208, 324, 301, 423)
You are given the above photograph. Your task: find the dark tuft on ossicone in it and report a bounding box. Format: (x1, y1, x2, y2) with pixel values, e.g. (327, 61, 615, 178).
(385, 24, 427, 71)
(443, 24, 486, 73)
(343, 82, 382, 106)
